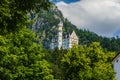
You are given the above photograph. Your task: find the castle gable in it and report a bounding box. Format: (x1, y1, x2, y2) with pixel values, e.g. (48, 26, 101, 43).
(70, 31, 78, 39)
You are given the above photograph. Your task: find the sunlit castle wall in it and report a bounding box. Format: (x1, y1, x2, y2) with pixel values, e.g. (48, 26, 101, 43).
(113, 55, 120, 80)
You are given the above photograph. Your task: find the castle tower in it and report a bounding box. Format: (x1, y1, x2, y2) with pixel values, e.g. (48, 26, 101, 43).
(57, 21, 63, 49)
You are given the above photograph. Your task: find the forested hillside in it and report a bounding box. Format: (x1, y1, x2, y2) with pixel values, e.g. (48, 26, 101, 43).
(30, 6, 120, 52)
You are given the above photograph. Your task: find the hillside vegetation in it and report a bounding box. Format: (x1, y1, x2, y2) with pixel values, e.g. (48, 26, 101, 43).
(30, 6, 120, 52)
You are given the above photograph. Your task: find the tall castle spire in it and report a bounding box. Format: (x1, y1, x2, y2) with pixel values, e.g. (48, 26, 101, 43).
(57, 21, 63, 49)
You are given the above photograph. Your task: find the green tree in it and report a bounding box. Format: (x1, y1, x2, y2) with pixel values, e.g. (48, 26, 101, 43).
(61, 42, 115, 80)
(88, 42, 115, 80)
(0, 0, 52, 33)
(0, 28, 54, 80)
(61, 45, 92, 80)
(0, 0, 55, 79)
(44, 48, 67, 80)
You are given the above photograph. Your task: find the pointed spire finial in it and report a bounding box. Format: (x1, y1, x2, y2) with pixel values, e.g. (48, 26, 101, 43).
(58, 20, 63, 27)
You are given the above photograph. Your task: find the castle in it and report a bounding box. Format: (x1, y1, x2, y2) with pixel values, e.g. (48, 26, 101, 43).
(50, 21, 79, 49)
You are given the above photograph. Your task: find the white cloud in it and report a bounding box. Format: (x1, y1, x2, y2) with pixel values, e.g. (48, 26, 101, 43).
(56, 0, 120, 37)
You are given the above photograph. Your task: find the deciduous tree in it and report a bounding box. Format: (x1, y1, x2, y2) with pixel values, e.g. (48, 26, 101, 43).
(0, 28, 54, 80)
(62, 42, 115, 80)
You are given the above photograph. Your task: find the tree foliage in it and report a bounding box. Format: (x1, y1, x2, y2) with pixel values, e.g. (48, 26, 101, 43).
(61, 42, 115, 80)
(46, 48, 66, 79)
(0, 0, 55, 79)
(0, 0, 51, 33)
(0, 28, 54, 80)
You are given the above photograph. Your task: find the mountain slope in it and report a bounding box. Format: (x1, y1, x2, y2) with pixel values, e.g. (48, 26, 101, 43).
(30, 6, 120, 52)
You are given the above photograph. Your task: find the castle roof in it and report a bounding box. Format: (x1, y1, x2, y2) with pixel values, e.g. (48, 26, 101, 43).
(112, 52, 120, 63)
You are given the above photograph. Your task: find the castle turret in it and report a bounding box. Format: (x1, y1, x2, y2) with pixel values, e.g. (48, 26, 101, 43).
(57, 21, 63, 49)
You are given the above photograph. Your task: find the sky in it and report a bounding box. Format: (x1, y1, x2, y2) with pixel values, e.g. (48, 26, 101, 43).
(56, 0, 79, 3)
(56, 0, 120, 37)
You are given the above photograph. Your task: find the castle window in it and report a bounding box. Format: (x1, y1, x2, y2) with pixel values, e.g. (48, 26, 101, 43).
(116, 59, 119, 63)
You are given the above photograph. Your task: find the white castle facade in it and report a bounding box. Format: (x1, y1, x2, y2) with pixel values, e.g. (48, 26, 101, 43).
(112, 53, 120, 80)
(50, 22, 79, 49)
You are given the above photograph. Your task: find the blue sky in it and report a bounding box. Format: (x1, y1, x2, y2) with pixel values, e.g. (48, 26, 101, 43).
(56, 0, 120, 37)
(56, 0, 80, 3)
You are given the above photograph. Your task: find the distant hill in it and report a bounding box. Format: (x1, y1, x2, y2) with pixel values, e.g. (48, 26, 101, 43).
(30, 6, 120, 52)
